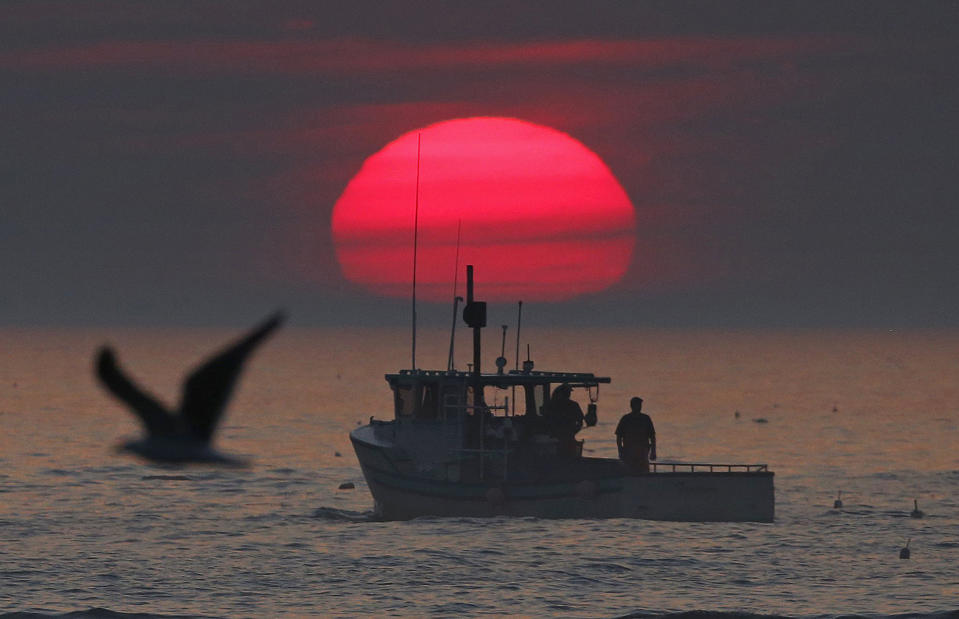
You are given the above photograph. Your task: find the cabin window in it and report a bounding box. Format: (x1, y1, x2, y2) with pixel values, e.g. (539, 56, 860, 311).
(466, 384, 493, 417)
(441, 384, 463, 420)
(417, 382, 439, 420)
(394, 384, 416, 418)
(524, 384, 547, 416)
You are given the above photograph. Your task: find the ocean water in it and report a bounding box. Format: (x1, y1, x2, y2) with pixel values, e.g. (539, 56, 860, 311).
(1, 326, 957, 618)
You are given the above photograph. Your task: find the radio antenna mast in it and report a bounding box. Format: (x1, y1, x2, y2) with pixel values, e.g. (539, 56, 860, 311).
(447, 220, 463, 371)
(509, 300, 523, 414)
(411, 132, 421, 370)
(515, 301, 523, 371)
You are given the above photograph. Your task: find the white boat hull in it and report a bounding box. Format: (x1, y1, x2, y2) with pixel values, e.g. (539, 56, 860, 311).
(351, 426, 774, 522)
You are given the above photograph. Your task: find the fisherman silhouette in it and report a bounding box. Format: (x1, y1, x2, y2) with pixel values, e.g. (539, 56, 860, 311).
(95, 311, 285, 465)
(545, 383, 585, 457)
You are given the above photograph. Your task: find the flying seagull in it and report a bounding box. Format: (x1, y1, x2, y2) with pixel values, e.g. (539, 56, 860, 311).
(95, 311, 285, 465)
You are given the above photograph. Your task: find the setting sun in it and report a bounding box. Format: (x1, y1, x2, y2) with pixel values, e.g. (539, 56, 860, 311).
(331, 117, 636, 301)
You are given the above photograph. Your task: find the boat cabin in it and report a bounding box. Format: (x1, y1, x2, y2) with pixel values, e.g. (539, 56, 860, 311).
(387, 370, 608, 420)
(385, 368, 609, 453)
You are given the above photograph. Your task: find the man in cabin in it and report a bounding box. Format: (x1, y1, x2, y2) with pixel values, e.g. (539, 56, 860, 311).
(545, 383, 585, 457)
(616, 397, 656, 472)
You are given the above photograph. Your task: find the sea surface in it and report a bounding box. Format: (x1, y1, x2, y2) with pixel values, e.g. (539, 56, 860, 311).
(1, 326, 957, 618)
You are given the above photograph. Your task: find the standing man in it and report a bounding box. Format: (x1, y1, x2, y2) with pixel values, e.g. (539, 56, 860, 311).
(545, 383, 585, 457)
(616, 397, 656, 472)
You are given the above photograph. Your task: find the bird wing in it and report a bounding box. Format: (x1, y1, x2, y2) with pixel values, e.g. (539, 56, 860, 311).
(95, 347, 179, 437)
(179, 311, 285, 442)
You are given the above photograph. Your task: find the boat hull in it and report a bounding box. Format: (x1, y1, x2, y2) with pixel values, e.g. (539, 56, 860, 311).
(351, 428, 774, 522)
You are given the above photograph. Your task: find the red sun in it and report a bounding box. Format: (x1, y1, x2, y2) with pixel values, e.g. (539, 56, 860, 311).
(332, 117, 635, 301)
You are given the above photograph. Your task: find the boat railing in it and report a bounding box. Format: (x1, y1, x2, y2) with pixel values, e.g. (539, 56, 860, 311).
(651, 462, 769, 473)
(448, 444, 515, 480)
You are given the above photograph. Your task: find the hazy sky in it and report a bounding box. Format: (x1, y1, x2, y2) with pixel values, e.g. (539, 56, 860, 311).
(2, 1, 957, 327)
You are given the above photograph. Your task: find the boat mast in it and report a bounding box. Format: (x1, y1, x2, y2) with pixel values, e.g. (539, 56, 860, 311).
(447, 220, 463, 371)
(512, 300, 522, 414)
(411, 132, 421, 370)
(463, 265, 486, 383)
(447, 296, 463, 371)
(515, 301, 523, 371)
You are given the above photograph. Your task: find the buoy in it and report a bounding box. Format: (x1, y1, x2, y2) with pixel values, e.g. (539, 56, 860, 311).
(899, 538, 911, 559)
(833, 491, 843, 509)
(910, 499, 924, 518)
(338, 482, 355, 490)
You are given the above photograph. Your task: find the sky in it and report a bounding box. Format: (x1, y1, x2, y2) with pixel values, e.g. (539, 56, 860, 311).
(2, 1, 958, 328)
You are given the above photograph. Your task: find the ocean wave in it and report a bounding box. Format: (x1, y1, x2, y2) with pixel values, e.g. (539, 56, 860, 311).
(310, 506, 377, 522)
(1, 609, 219, 619)
(614, 611, 959, 619)
(6, 609, 957, 619)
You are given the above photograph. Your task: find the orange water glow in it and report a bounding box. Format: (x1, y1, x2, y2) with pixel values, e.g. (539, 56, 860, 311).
(331, 117, 636, 301)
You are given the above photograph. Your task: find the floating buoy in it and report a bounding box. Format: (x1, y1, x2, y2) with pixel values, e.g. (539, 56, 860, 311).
(910, 499, 924, 519)
(338, 482, 355, 490)
(833, 491, 843, 509)
(899, 538, 911, 559)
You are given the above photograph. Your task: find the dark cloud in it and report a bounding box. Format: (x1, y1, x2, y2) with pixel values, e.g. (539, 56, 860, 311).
(1, 2, 957, 326)
(1, 35, 864, 76)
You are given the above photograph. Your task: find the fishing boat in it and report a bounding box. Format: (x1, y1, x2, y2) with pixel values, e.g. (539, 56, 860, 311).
(350, 266, 774, 521)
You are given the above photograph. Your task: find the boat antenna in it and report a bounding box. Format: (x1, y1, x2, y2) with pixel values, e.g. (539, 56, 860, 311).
(514, 301, 523, 371)
(447, 296, 463, 371)
(411, 132, 421, 370)
(452, 219, 462, 294)
(496, 324, 508, 375)
(512, 301, 522, 414)
(447, 220, 463, 371)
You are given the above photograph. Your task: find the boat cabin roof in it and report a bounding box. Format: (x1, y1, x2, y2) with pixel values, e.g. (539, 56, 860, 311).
(385, 368, 609, 422)
(386, 368, 611, 388)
